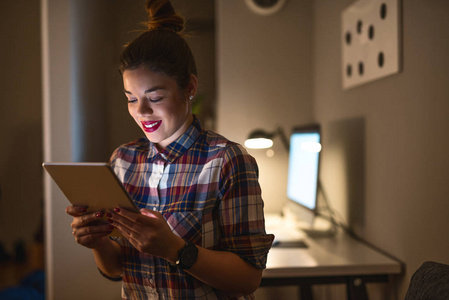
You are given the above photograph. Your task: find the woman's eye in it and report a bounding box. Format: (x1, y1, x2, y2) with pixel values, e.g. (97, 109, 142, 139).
(149, 98, 162, 103)
(126, 97, 162, 103)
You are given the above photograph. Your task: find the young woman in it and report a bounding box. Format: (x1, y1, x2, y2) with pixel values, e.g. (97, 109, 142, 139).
(66, 0, 273, 298)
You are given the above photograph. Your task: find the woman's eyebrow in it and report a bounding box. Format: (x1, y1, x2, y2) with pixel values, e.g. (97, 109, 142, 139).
(144, 86, 165, 93)
(123, 86, 166, 95)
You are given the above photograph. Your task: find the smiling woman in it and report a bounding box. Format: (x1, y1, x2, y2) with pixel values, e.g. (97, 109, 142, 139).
(64, 0, 274, 299)
(122, 67, 196, 150)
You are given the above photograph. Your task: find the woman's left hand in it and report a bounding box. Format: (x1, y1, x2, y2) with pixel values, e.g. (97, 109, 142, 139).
(108, 207, 184, 262)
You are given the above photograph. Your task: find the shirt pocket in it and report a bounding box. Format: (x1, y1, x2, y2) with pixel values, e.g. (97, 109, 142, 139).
(163, 211, 203, 244)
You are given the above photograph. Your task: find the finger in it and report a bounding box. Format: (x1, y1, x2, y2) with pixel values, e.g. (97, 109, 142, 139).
(75, 231, 112, 246)
(109, 214, 142, 237)
(66, 205, 88, 217)
(111, 220, 146, 252)
(140, 208, 160, 219)
(111, 207, 143, 223)
(74, 224, 114, 238)
(72, 211, 105, 229)
(110, 208, 162, 237)
(114, 207, 160, 227)
(122, 233, 142, 251)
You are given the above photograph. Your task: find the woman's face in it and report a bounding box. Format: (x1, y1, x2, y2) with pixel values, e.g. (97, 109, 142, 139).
(123, 67, 196, 150)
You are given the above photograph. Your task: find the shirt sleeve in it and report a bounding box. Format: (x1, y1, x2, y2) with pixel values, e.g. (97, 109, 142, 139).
(109, 147, 119, 169)
(218, 144, 274, 269)
(97, 267, 123, 282)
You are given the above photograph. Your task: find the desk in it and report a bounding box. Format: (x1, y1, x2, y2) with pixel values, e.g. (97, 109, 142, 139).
(261, 214, 402, 300)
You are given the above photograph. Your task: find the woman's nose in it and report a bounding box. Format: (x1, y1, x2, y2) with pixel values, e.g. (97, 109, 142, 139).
(137, 99, 153, 116)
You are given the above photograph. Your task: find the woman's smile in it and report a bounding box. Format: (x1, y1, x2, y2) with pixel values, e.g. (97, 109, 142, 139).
(141, 120, 162, 132)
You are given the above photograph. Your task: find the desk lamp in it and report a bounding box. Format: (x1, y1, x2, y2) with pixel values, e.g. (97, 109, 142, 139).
(245, 124, 335, 238)
(244, 127, 290, 151)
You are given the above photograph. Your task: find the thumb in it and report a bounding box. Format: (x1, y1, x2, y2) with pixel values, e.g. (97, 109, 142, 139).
(140, 208, 159, 218)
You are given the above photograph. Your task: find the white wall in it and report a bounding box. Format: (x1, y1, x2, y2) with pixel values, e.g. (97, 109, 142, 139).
(313, 0, 449, 298)
(216, 0, 314, 214)
(215, 1, 314, 297)
(42, 0, 122, 298)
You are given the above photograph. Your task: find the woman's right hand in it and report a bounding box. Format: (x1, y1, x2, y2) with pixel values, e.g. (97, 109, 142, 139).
(65, 205, 114, 249)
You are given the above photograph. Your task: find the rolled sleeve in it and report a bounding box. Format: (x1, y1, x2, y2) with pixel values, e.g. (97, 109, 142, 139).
(220, 234, 274, 269)
(218, 145, 274, 269)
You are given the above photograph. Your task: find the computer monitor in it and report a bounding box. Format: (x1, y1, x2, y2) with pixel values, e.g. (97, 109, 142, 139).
(285, 124, 322, 227)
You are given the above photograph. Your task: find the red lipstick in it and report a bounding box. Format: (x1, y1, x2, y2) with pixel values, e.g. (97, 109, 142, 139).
(141, 120, 162, 133)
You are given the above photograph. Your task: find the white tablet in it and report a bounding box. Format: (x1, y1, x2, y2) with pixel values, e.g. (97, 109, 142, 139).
(43, 162, 140, 236)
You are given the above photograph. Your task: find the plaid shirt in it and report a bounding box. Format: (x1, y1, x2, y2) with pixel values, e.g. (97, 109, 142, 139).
(109, 118, 274, 299)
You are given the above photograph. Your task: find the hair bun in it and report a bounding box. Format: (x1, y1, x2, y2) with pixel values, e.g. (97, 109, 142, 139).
(145, 0, 184, 33)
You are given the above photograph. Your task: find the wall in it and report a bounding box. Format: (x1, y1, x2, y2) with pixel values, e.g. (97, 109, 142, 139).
(217, 0, 449, 299)
(215, 1, 314, 297)
(216, 0, 314, 214)
(0, 0, 43, 260)
(42, 0, 122, 298)
(313, 0, 449, 298)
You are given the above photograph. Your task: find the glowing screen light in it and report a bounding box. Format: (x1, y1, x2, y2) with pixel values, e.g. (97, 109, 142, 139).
(300, 142, 322, 153)
(287, 132, 320, 210)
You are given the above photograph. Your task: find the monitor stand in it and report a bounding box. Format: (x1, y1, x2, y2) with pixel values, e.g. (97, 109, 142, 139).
(282, 203, 337, 238)
(302, 220, 337, 238)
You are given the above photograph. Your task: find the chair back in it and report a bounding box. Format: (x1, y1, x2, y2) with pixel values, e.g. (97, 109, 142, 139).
(405, 261, 449, 300)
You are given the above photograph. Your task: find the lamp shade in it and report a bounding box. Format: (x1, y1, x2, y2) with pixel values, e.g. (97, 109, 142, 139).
(244, 138, 274, 149)
(244, 129, 275, 149)
(244, 127, 289, 150)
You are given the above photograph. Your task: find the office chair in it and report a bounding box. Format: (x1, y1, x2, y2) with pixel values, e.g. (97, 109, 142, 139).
(404, 261, 449, 300)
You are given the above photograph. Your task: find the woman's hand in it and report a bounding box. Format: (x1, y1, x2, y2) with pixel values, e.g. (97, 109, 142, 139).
(107, 207, 185, 262)
(108, 207, 263, 294)
(65, 205, 114, 249)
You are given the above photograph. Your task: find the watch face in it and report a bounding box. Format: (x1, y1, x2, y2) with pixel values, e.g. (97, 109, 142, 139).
(180, 243, 198, 269)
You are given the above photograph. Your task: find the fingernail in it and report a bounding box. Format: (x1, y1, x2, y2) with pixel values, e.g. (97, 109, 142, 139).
(80, 207, 87, 213)
(114, 207, 121, 213)
(96, 212, 104, 218)
(107, 219, 114, 224)
(106, 213, 112, 218)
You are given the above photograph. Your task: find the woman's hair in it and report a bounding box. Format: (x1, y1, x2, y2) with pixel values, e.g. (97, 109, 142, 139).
(119, 0, 197, 90)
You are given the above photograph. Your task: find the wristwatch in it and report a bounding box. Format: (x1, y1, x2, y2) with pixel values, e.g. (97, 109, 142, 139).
(172, 241, 198, 270)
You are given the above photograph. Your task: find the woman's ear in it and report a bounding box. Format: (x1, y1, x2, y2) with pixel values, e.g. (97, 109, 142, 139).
(186, 74, 198, 99)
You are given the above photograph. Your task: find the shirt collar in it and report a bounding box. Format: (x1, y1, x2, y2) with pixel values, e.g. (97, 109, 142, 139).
(147, 116, 202, 163)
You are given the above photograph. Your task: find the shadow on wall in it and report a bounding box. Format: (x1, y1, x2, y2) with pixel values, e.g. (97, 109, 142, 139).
(326, 117, 366, 234)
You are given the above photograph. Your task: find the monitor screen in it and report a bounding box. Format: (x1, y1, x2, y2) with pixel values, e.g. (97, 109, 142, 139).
(286, 125, 321, 212)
